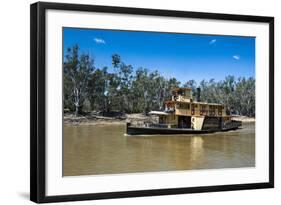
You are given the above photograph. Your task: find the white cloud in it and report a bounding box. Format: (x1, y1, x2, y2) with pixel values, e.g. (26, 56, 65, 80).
(94, 38, 106, 44)
(209, 39, 216, 45)
(232, 55, 240, 60)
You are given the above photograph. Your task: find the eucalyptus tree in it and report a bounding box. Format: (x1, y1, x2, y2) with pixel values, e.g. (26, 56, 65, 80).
(235, 77, 255, 116)
(64, 45, 94, 116)
(88, 67, 109, 114)
(131, 67, 150, 113)
(111, 54, 134, 113)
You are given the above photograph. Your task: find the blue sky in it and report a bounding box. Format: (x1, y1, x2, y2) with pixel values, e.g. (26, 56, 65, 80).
(63, 27, 255, 84)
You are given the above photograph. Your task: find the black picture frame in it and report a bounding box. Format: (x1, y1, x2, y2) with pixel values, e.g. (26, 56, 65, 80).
(30, 2, 274, 203)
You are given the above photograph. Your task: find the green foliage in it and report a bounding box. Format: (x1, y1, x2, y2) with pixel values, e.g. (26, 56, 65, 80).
(199, 76, 255, 117)
(64, 45, 94, 116)
(64, 45, 255, 117)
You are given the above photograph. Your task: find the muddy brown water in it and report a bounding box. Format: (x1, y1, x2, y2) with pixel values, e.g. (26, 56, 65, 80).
(63, 122, 255, 176)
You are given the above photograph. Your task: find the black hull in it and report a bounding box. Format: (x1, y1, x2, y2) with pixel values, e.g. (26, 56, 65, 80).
(126, 124, 215, 135)
(126, 123, 241, 135)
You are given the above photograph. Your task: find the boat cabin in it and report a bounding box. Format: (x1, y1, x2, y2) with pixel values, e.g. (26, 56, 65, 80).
(150, 88, 229, 130)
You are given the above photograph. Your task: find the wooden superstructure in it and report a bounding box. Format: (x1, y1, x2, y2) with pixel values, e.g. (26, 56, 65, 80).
(150, 88, 234, 131)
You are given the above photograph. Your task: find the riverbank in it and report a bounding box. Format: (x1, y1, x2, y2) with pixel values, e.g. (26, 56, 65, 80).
(231, 115, 255, 122)
(64, 113, 156, 125)
(64, 113, 255, 125)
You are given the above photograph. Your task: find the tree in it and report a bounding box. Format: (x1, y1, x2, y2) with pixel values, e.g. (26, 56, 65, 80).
(119, 63, 133, 113)
(64, 45, 94, 116)
(235, 77, 255, 116)
(110, 54, 134, 113)
(88, 67, 109, 114)
(131, 67, 149, 113)
(199, 76, 255, 117)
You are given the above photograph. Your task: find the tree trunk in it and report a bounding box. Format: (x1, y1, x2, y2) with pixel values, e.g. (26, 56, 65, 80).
(74, 87, 80, 117)
(74, 105, 79, 117)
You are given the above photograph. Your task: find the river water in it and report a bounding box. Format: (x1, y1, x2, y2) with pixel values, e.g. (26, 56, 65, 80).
(63, 122, 255, 176)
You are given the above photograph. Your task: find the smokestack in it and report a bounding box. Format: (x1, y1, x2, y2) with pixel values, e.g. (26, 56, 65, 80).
(196, 87, 201, 102)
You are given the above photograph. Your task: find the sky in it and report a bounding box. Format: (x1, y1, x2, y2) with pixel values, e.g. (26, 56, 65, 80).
(63, 27, 255, 84)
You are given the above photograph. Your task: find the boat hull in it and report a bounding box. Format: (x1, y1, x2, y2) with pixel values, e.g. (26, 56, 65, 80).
(126, 122, 241, 135)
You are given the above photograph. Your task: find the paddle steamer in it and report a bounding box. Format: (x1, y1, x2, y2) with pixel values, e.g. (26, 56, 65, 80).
(126, 88, 242, 135)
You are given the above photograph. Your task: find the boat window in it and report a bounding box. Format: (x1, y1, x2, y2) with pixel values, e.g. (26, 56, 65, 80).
(209, 105, 216, 116)
(200, 105, 207, 115)
(159, 116, 166, 123)
(218, 106, 222, 115)
(179, 103, 188, 109)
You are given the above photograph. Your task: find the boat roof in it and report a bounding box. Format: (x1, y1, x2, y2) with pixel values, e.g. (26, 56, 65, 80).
(172, 87, 192, 92)
(194, 102, 224, 106)
(165, 100, 223, 106)
(148, 111, 170, 115)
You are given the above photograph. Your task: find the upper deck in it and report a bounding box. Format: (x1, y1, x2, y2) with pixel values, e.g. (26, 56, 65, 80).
(171, 88, 193, 102)
(165, 88, 227, 117)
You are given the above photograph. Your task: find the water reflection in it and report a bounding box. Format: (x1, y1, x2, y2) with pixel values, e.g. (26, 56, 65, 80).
(63, 123, 255, 176)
